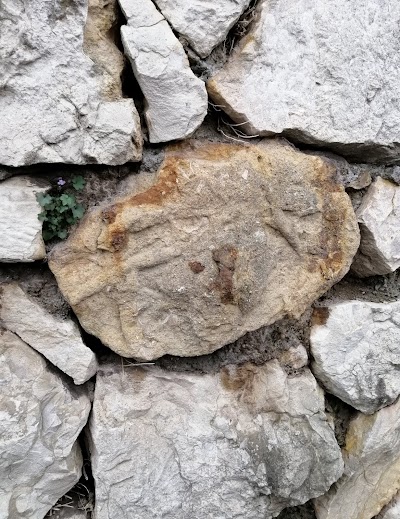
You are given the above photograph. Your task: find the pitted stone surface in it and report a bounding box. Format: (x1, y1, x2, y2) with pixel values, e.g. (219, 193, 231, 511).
(311, 301, 400, 414)
(49, 139, 359, 360)
(208, 0, 400, 163)
(0, 330, 91, 519)
(88, 361, 343, 519)
(0, 0, 142, 166)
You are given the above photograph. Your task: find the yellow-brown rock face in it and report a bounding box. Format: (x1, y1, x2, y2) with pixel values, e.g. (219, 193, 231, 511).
(49, 139, 360, 360)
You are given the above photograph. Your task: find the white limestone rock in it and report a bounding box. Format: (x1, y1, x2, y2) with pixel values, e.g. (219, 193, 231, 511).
(311, 301, 400, 414)
(208, 0, 400, 163)
(0, 330, 91, 519)
(0, 177, 49, 262)
(0, 0, 142, 166)
(88, 360, 343, 519)
(152, 0, 251, 57)
(351, 178, 400, 277)
(315, 398, 400, 519)
(119, 0, 208, 143)
(0, 283, 98, 385)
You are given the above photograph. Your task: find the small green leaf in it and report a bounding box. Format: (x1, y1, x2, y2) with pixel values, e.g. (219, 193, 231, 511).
(38, 212, 48, 222)
(72, 175, 85, 191)
(72, 204, 85, 219)
(43, 229, 55, 241)
(57, 229, 68, 239)
(60, 193, 76, 207)
(37, 193, 53, 207)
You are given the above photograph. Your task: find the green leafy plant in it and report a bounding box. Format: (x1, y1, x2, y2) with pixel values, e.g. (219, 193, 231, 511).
(37, 175, 86, 241)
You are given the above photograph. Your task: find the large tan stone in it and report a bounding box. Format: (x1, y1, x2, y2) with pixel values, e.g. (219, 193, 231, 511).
(49, 139, 360, 360)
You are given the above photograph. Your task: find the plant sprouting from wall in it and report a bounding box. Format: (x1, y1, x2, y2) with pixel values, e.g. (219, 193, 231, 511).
(37, 175, 85, 241)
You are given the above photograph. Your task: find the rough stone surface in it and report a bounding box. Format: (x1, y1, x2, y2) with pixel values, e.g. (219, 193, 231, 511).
(0, 330, 91, 519)
(0, 283, 98, 385)
(377, 492, 400, 519)
(208, 0, 400, 163)
(314, 397, 400, 519)
(89, 360, 343, 519)
(0, 177, 49, 262)
(152, 0, 251, 58)
(120, 0, 208, 143)
(311, 301, 400, 414)
(49, 139, 359, 360)
(351, 178, 400, 277)
(0, 0, 142, 166)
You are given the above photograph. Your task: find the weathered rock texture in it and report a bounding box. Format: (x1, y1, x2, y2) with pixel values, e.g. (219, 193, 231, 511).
(0, 177, 48, 262)
(377, 492, 400, 519)
(0, 0, 142, 166)
(0, 283, 98, 385)
(89, 361, 343, 519)
(49, 139, 360, 360)
(311, 301, 400, 414)
(152, 0, 251, 57)
(120, 0, 208, 143)
(208, 0, 400, 163)
(351, 178, 400, 277)
(0, 330, 91, 519)
(315, 397, 400, 519)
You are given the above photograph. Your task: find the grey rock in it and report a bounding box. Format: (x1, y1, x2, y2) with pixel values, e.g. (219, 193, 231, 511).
(352, 178, 400, 277)
(120, 0, 208, 143)
(48, 139, 359, 360)
(0, 330, 91, 519)
(0, 177, 49, 262)
(311, 301, 400, 414)
(0, 0, 142, 166)
(0, 283, 98, 385)
(208, 0, 400, 163)
(152, 0, 251, 57)
(314, 398, 400, 519)
(88, 360, 343, 519)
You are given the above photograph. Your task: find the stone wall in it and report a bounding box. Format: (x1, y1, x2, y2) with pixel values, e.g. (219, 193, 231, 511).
(1, 1, 400, 518)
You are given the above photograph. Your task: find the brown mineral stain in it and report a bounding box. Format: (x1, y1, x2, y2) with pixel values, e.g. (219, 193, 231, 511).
(100, 161, 180, 254)
(188, 261, 205, 274)
(220, 364, 256, 392)
(312, 307, 330, 326)
(211, 245, 238, 304)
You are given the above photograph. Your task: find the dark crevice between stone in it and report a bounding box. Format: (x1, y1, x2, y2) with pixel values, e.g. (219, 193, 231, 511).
(45, 432, 95, 518)
(115, 1, 148, 142)
(324, 393, 356, 448)
(277, 500, 317, 519)
(156, 311, 312, 375)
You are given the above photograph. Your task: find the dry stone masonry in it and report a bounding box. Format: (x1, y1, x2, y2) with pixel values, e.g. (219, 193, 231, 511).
(2, 0, 400, 517)
(89, 360, 343, 519)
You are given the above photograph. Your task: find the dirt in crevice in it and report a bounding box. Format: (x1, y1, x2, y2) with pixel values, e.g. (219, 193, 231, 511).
(45, 432, 94, 518)
(324, 393, 356, 448)
(157, 311, 312, 374)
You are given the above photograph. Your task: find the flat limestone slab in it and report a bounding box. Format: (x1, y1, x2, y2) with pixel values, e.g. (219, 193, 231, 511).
(0, 177, 48, 262)
(0, 330, 91, 519)
(0, 283, 98, 385)
(119, 0, 207, 143)
(49, 139, 359, 360)
(208, 0, 400, 164)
